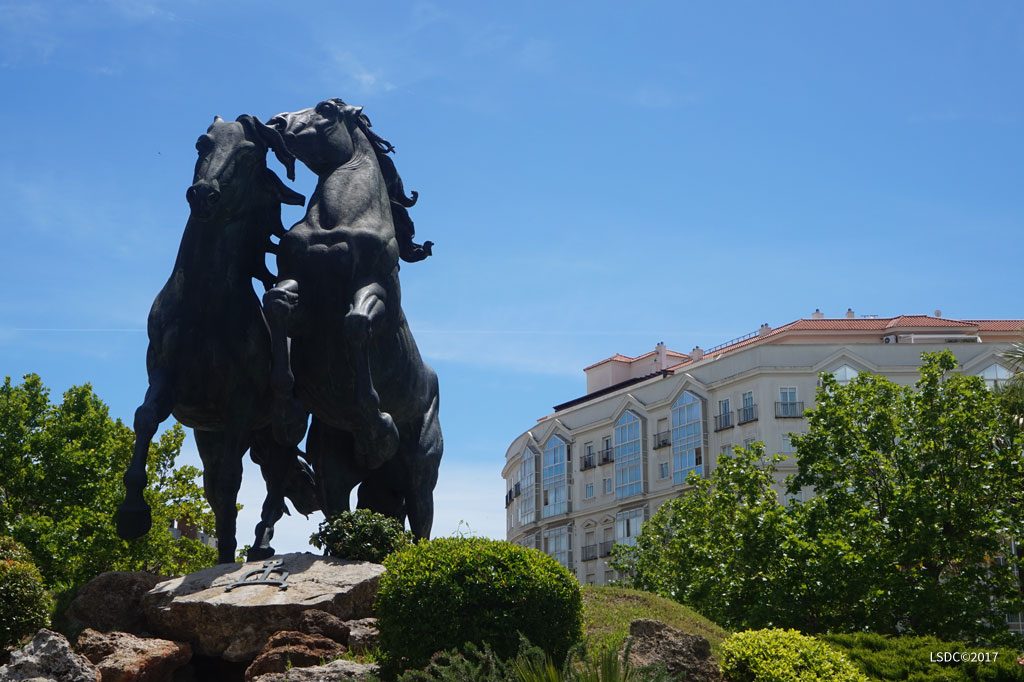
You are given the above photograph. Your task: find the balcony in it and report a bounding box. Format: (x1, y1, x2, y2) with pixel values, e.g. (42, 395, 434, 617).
(598, 447, 615, 465)
(504, 490, 513, 508)
(714, 412, 734, 431)
(599, 540, 614, 557)
(652, 431, 672, 449)
(581, 544, 599, 561)
(775, 401, 804, 418)
(737, 404, 759, 424)
(513, 482, 522, 497)
(580, 453, 596, 471)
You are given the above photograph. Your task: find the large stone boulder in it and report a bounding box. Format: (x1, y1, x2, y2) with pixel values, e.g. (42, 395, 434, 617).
(243, 631, 346, 681)
(0, 629, 99, 682)
(67, 571, 166, 635)
(344, 618, 380, 654)
(249, 657, 377, 681)
(141, 554, 383, 663)
(76, 629, 191, 682)
(623, 619, 722, 682)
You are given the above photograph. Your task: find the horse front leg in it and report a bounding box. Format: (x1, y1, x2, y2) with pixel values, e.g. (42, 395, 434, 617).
(263, 279, 306, 446)
(117, 370, 174, 540)
(345, 281, 399, 469)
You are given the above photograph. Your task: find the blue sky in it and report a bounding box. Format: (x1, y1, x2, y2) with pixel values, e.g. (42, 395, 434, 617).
(1, 1, 1022, 551)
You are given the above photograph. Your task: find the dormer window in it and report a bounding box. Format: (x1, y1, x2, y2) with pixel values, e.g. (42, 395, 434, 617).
(833, 364, 859, 386)
(979, 363, 1012, 390)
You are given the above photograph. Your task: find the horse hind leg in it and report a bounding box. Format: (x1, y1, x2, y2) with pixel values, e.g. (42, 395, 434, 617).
(196, 429, 246, 564)
(246, 428, 318, 561)
(404, 391, 443, 541)
(117, 371, 174, 540)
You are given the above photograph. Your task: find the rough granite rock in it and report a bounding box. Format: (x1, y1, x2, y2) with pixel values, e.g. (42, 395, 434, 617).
(67, 572, 166, 635)
(344, 618, 380, 654)
(297, 610, 351, 644)
(77, 629, 191, 682)
(141, 553, 383, 662)
(244, 631, 346, 681)
(623, 619, 722, 682)
(249, 657, 378, 682)
(0, 629, 100, 682)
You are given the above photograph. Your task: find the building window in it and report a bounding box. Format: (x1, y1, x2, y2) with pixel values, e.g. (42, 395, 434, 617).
(615, 507, 645, 547)
(585, 482, 594, 499)
(777, 387, 801, 418)
(541, 436, 568, 518)
(744, 437, 755, 449)
(739, 391, 757, 423)
(980, 363, 1012, 390)
(543, 525, 571, 569)
(614, 411, 643, 499)
(781, 433, 797, 454)
(603, 477, 612, 495)
(659, 462, 670, 479)
(833, 364, 859, 385)
(671, 391, 703, 484)
(515, 451, 536, 526)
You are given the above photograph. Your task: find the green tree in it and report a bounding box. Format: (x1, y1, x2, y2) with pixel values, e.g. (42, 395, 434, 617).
(790, 351, 1024, 641)
(611, 442, 799, 630)
(615, 352, 1024, 643)
(0, 374, 217, 592)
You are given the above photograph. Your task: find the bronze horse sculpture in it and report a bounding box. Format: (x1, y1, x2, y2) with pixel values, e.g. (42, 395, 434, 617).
(264, 98, 442, 538)
(116, 115, 318, 563)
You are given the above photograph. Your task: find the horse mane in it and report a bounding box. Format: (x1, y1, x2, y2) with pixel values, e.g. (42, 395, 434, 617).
(327, 99, 432, 263)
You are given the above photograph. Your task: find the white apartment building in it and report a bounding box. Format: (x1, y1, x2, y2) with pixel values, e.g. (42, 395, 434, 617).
(502, 311, 1024, 586)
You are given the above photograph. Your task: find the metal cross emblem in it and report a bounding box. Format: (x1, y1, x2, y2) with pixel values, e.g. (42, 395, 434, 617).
(225, 559, 290, 591)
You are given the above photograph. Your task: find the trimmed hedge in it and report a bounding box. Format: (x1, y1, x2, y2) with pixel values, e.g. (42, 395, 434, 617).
(0, 558, 53, 649)
(376, 537, 583, 672)
(720, 628, 867, 682)
(310, 509, 413, 563)
(0, 535, 33, 564)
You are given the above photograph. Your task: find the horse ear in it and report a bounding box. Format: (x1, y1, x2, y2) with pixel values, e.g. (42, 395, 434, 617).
(238, 114, 297, 181)
(262, 167, 305, 207)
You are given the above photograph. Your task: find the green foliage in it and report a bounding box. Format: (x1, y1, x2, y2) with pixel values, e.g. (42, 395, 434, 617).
(0, 558, 54, 648)
(0, 535, 33, 563)
(720, 629, 867, 682)
(823, 632, 1024, 681)
(611, 441, 799, 630)
(310, 509, 413, 563)
(376, 537, 583, 673)
(0, 374, 217, 592)
(615, 353, 1024, 642)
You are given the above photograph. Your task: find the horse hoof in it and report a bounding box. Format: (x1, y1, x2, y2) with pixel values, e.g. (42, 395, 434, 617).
(247, 546, 276, 562)
(116, 502, 152, 540)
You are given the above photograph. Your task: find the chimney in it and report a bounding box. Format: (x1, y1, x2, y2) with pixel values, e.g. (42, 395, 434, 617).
(845, 308, 855, 319)
(934, 309, 942, 318)
(655, 341, 667, 371)
(811, 308, 824, 319)
(758, 323, 772, 337)
(691, 346, 704, 361)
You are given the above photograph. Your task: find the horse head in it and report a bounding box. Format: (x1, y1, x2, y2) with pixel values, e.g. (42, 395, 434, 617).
(267, 99, 373, 176)
(187, 115, 304, 222)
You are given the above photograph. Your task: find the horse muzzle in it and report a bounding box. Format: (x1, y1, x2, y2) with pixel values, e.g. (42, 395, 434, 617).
(186, 181, 221, 216)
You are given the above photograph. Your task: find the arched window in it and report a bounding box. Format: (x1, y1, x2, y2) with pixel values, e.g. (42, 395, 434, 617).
(515, 450, 536, 526)
(979, 363, 1012, 390)
(671, 391, 704, 484)
(541, 436, 568, 518)
(614, 411, 642, 499)
(833, 364, 859, 386)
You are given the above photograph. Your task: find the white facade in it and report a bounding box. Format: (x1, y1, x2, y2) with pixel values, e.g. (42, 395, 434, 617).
(502, 313, 1023, 585)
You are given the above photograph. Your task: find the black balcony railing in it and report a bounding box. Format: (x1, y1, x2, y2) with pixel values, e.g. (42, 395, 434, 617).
(505, 490, 513, 508)
(652, 431, 672, 449)
(737, 404, 759, 424)
(598, 447, 615, 465)
(580, 453, 596, 471)
(513, 482, 521, 497)
(599, 540, 614, 557)
(775, 401, 804, 418)
(714, 412, 734, 431)
(581, 544, 599, 561)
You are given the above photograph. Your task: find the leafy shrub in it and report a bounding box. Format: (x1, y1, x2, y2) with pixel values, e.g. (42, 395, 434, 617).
(720, 628, 867, 682)
(0, 535, 33, 564)
(0, 558, 53, 648)
(823, 632, 1024, 681)
(310, 509, 413, 563)
(376, 537, 583, 673)
(395, 639, 538, 681)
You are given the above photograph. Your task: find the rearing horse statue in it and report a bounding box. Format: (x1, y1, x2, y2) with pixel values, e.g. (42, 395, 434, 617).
(263, 99, 442, 538)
